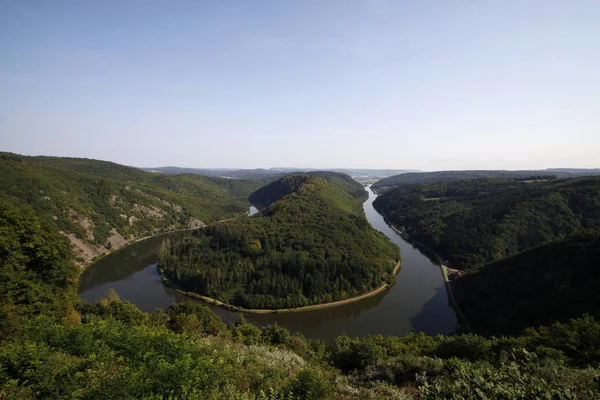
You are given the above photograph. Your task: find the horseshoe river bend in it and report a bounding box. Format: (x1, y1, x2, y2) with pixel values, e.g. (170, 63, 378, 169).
(79, 187, 458, 344)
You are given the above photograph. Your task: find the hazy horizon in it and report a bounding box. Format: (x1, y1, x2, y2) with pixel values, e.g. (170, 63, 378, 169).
(6, 149, 600, 173)
(2, 1, 599, 170)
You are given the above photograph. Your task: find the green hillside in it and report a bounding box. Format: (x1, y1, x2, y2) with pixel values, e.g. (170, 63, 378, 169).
(0, 153, 263, 264)
(160, 173, 400, 309)
(371, 169, 600, 192)
(373, 176, 600, 270)
(373, 176, 600, 336)
(249, 171, 367, 209)
(2, 199, 600, 399)
(454, 229, 600, 335)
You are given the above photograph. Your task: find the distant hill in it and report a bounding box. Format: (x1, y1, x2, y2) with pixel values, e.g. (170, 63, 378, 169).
(373, 176, 600, 270)
(371, 169, 600, 192)
(454, 229, 600, 335)
(160, 173, 400, 310)
(249, 171, 367, 208)
(0, 153, 263, 264)
(141, 166, 289, 182)
(143, 166, 417, 181)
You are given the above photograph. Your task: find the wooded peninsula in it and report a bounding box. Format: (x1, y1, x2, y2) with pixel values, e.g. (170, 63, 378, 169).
(160, 173, 400, 310)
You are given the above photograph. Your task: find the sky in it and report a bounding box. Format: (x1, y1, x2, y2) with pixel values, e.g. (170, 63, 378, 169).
(1, 0, 599, 170)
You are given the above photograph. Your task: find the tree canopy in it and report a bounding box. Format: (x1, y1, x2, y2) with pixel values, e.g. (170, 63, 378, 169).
(161, 173, 400, 309)
(0, 153, 263, 263)
(373, 176, 600, 270)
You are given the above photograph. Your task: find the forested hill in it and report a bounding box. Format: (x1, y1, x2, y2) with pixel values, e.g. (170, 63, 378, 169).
(373, 176, 600, 335)
(0, 153, 262, 264)
(455, 229, 600, 335)
(373, 176, 600, 270)
(161, 173, 400, 309)
(371, 169, 600, 192)
(249, 171, 367, 208)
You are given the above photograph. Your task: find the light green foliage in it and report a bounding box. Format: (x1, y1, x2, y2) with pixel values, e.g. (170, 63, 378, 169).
(0, 152, 262, 249)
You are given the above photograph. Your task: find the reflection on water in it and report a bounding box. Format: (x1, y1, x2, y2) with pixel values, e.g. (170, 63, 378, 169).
(79, 187, 458, 343)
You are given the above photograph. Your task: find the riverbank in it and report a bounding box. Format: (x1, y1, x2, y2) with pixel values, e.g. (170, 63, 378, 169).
(379, 217, 471, 333)
(79, 216, 241, 272)
(439, 265, 471, 332)
(158, 260, 401, 315)
(79, 226, 202, 272)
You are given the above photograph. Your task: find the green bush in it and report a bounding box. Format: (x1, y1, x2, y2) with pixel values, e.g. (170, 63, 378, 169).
(287, 368, 333, 400)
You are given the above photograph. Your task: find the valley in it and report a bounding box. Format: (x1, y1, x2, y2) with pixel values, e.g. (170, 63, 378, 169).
(2, 154, 600, 399)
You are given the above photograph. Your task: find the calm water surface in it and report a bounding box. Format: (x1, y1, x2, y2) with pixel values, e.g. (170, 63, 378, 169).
(79, 188, 458, 343)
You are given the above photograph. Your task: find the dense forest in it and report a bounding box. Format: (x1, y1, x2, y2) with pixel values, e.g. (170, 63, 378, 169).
(454, 229, 600, 335)
(373, 177, 600, 270)
(3, 198, 600, 399)
(0, 153, 262, 264)
(372, 169, 600, 192)
(160, 173, 400, 309)
(374, 176, 600, 335)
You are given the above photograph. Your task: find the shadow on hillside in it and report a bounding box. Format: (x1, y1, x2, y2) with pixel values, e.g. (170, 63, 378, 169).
(410, 284, 459, 335)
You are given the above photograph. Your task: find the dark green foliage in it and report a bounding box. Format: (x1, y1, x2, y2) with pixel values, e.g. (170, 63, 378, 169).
(0, 199, 80, 337)
(374, 177, 600, 270)
(330, 319, 600, 399)
(76, 296, 149, 326)
(161, 174, 400, 309)
(524, 314, 600, 367)
(262, 323, 292, 345)
(374, 176, 600, 335)
(165, 302, 228, 336)
(0, 152, 262, 252)
(287, 368, 333, 400)
(231, 315, 263, 345)
(455, 229, 600, 335)
(372, 169, 600, 192)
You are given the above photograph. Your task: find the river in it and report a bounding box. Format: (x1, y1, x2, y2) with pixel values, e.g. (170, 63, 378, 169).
(79, 187, 458, 343)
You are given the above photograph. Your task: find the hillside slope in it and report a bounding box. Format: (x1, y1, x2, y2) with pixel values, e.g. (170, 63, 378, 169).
(454, 229, 600, 335)
(161, 173, 400, 309)
(373, 177, 600, 270)
(0, 153, 262, 264)
(249, 171, 367, 209)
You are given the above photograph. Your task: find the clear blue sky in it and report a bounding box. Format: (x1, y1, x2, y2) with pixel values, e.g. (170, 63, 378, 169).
(1, 0, 598, 170)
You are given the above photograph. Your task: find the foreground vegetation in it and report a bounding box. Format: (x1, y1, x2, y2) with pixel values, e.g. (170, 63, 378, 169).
(373, 176, 600, 335)
(160, 173, 400, 309)
(0, 153, 262, 263)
